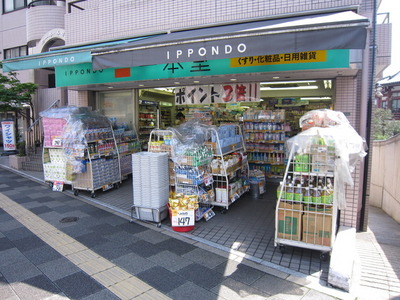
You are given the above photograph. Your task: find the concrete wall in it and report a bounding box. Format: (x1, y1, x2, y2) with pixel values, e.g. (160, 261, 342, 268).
(370, 134, 400, 223)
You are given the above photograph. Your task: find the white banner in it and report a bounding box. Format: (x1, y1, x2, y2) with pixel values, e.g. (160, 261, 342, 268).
(1, 121, 16, 151)
(175, 83, 260, 105)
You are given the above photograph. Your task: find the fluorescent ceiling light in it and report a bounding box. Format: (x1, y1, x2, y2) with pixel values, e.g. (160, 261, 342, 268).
(261, 86, 319, 90)
(261, 80, 317, 85)
(300, 97, 332, 100)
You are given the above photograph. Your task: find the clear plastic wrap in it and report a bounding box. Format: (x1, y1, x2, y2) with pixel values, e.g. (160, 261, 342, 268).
(286, 109, 367, 209)
(168, 119, 214, 166)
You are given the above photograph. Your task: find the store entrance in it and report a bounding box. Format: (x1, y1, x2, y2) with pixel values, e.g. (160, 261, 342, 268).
(91, 79, 335, 279)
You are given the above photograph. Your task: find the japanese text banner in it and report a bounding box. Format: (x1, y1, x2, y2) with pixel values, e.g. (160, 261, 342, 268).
(175, 83, 260, 105)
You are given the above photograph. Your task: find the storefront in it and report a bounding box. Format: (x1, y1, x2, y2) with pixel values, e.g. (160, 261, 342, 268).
(2, 10, 370, 230)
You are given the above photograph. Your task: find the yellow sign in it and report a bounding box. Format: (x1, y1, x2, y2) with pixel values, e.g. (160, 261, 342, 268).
(230, 50, 327, 67)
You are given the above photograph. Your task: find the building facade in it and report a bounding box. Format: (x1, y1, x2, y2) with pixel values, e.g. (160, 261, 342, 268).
(0, 0, 393, 231)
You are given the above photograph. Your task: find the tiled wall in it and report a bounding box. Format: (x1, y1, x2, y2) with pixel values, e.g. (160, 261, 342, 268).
(67, 90, 89, 107)
(334, 76, 364, 228)
(65, 0, 362, 45)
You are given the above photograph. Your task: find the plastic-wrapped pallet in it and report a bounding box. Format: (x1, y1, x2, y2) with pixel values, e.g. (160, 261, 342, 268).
(132, 152, 169, 222)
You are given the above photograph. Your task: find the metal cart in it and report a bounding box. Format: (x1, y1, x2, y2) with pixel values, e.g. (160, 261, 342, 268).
(274, 139, 338, 261)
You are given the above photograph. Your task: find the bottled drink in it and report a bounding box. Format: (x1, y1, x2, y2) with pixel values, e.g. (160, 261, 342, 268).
(303, 187, 312, 203)
(276, 181, 285, 200)
(321, 186, 331, 204)
(286, 183, 294, 201)
(294, 184, 303, 202)
(312, 186, 321, 204)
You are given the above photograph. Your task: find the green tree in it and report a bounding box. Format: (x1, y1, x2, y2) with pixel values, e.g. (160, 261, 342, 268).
(372, 108, 400, 140)
(0, 66, 38, 143)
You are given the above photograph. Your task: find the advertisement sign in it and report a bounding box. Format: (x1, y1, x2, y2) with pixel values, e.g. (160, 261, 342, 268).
(1, 121, 16, 151)
(175, 83, 260, 105)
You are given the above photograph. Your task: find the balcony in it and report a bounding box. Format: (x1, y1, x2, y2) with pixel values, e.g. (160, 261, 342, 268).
(26, 0, 66, 45)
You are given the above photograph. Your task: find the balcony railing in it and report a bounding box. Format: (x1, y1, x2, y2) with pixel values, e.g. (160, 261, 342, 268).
(28, 0, 65, 8)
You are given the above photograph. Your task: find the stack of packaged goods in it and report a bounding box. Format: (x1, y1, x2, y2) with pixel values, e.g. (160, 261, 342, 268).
(132, 152, 169, 223)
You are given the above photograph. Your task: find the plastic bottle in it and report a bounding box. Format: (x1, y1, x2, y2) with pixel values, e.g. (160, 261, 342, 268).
(276, 181, 285, 200)
(321, 186, 331, 204)
(294, 184, 303, 202)
(286, 183, 294, 201)
(303, 186, 312, 203)
(312, 186, 321, 204)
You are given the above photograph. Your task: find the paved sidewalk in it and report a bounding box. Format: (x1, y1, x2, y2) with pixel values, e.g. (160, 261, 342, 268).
(0, 168, 351, 299)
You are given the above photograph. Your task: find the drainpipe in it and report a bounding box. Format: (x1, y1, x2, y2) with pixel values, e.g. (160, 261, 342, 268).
(359, 0, 377, 232)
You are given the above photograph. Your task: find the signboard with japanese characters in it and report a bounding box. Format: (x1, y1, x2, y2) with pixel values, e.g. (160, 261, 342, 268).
(1, 121, 16, 151)
(55, 49, 350, 88)
(175, 83, 260, 105)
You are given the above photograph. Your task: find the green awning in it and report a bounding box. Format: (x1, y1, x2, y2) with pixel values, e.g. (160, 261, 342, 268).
(2, 36, 156, 72)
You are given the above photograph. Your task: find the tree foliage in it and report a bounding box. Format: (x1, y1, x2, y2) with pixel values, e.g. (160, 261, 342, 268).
(372, 108, 400, 140)
(0, 67, 38, 121)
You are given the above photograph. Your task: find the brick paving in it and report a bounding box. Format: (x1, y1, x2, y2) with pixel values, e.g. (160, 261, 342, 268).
(0, 167, 349, 299)
(1, 156, 399, 299)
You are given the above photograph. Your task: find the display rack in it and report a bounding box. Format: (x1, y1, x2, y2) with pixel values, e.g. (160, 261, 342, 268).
(70, 121, 121, 198)
(113, 125, 141, 179)
(243, 109, 287, 181)
(148, 129, 175, 187)
(207, 125, 249, 211)
(42, 116, 72, 188)
(138, 100, 159, 150)
(174, 144, 215, 210)
(274, 138, 338, 260)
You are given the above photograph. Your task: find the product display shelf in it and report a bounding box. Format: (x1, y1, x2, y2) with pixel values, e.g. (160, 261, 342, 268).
(148, 129, 176, 187)
(72, 125, 122, 198)
(274, 142, 338, 261)
(243, 109, 287, 181)
(42, 116, 72, 188)
(207, 125, 250, 211)
(173, 143, 215, 218)
(114, 126, 141, 179)
(138, 100, 159, 150)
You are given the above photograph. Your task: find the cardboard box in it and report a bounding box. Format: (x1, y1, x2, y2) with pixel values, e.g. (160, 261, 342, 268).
(277, 202, 302, 241)
(302, 206, 333, 246)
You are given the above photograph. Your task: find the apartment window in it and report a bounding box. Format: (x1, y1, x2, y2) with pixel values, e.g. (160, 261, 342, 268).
(4, 45, 27, 59)
(392, 99, 400, 113)
(3, 0, 33, 13)
(382, 101, 387, 109)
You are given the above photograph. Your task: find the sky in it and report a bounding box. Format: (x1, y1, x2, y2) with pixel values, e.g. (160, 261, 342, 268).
(378, 0, 400, 77)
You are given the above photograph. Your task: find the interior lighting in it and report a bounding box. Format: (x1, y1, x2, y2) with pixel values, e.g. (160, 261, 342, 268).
(261, 80, 317, 85)
(260, 86, 319, 91)
(300, 97, 332, 101)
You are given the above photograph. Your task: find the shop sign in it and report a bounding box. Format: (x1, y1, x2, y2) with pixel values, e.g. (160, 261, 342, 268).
(230, 50, 327, 67)
(3, 51, 92, 72)
(1, 121, 16, 151)
(175, 83, 260, 105)
(55, 49, 349, 87)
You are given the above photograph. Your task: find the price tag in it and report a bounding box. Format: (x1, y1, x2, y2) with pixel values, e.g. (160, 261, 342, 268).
(171, 209, 195, 227)
(52, 181, 64, 192)
(203, 209, 215, 221)
(204, 175, 214, 186)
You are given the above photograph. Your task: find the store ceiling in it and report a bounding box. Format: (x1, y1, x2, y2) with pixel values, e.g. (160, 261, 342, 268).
(69, 68, 358, 91)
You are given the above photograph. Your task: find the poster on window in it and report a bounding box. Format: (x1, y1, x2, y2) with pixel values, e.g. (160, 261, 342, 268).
(175, 83, 260, 105)
(1, 121, 16, 151)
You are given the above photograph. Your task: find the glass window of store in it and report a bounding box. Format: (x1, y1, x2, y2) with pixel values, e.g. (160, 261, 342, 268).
(97, 90, 135, 131)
